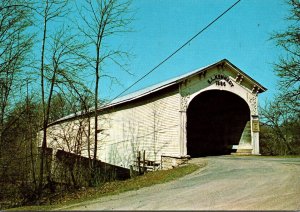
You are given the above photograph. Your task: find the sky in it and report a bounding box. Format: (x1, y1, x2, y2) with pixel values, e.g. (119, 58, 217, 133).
(97, 0, 290, 107)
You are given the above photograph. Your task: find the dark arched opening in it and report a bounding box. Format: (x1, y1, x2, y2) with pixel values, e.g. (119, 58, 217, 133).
(187, 90, 250, 157)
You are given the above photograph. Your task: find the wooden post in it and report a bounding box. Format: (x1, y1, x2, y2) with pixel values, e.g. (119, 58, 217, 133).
(153, 160, 155, 171)
(143, 150, 146, 174)
(130, 165, 134, 178)
(137, 151, 141, 175)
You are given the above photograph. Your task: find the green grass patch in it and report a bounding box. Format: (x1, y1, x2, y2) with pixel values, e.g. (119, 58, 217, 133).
(8, 163, 204, 211)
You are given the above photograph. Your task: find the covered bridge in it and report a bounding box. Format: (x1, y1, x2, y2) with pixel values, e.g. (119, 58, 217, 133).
(41, 59, 266, 170)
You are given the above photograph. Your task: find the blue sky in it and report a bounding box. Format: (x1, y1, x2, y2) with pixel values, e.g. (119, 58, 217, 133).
(98, 0, 289, 106)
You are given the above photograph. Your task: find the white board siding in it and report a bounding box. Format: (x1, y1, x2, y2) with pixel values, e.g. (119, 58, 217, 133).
(99, 87, 181, 168)
(44, 117, 95, 156)
(44, 86, 181, 169)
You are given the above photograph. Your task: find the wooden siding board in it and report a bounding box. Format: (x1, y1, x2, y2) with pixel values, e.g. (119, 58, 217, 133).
(99, 88, 181, 167)
(44, 85, 181, 169)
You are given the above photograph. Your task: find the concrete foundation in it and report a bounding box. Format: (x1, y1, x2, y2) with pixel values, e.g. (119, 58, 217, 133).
(161, 155, 190, 170)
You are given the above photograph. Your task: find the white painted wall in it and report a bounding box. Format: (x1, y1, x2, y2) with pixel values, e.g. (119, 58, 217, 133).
(43, 89, 181, 169)
(98, 90, 181, 168)
(41, 63, 263, 169)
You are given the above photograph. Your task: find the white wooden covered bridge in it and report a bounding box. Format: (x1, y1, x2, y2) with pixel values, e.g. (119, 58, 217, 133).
(41, 59, 266, 170)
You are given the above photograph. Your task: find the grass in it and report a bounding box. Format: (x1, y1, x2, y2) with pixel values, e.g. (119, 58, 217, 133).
(8, 162, 204, 211)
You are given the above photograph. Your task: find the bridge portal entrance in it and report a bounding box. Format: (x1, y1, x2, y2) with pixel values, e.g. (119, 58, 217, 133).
(187, 90, 250, 157)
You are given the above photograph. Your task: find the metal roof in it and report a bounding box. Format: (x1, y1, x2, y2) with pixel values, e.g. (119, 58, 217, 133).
(50, 59, 267, 125)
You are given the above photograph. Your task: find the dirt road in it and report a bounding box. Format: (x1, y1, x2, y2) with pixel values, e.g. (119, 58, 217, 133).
(62, 156, 300, 210)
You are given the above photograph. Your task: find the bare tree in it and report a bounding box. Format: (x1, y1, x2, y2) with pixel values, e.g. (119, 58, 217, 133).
(0, 0, 34, 148)
(36, 0, 94, 194)
(270, 0, 300, 113)
(77, 0, 133, 183)
(0, 94, 42, 208)
(37, 0, 70, 195)
(260, 0, 300, 156)
(260, 100, 291, 155)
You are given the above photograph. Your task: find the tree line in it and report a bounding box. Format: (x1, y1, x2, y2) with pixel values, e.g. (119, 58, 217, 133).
(0, 0, 133, 208)
(259, 0, 300, 156)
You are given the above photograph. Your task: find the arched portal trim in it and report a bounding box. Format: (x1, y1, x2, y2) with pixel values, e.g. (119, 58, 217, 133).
(186, 90, 251, 157)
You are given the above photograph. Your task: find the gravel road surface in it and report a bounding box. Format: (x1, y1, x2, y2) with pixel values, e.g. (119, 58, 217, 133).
(61, 156, 300, 210)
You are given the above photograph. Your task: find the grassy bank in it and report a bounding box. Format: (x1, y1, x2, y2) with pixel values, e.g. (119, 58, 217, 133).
(9, 162, 205, 211)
